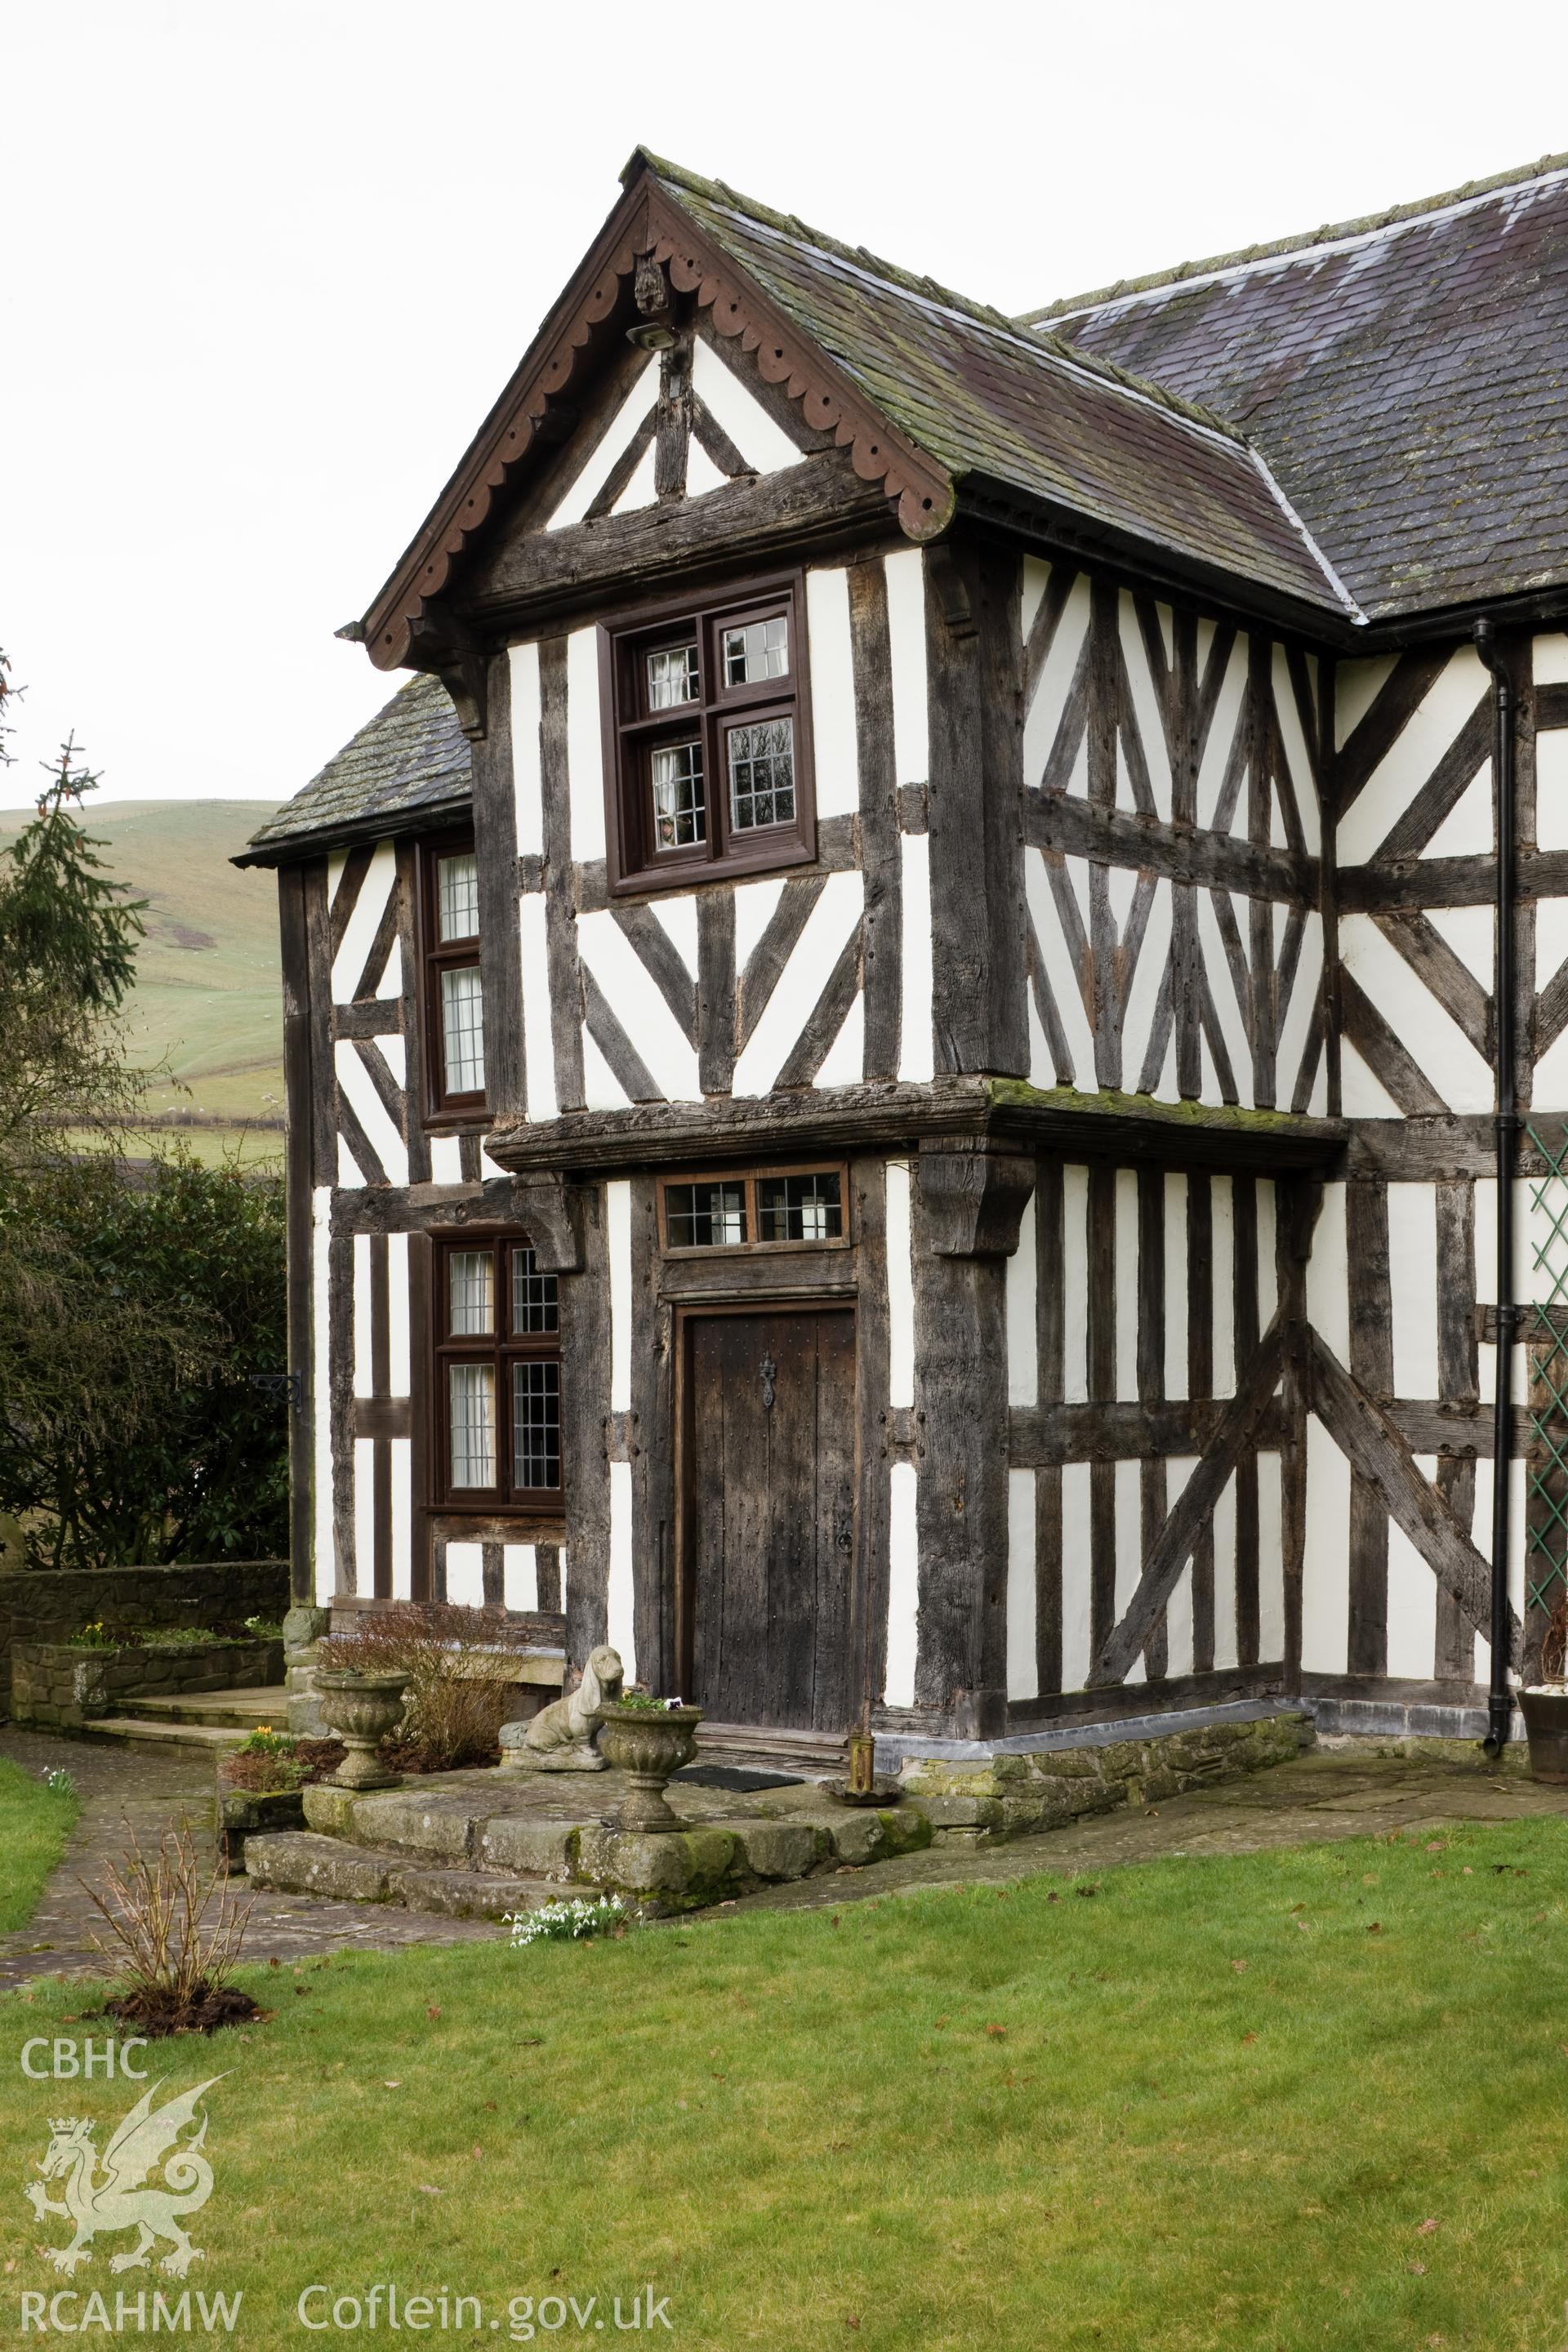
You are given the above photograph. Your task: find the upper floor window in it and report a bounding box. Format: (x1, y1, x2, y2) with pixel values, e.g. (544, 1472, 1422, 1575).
(420, 835, 486, 1119)
(602, 577, 816, 896)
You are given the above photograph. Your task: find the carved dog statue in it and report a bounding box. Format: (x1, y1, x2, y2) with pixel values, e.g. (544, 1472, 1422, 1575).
(500, 1646, 623, 1773)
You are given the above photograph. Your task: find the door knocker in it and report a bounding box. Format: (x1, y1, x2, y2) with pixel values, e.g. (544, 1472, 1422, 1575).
(760, 1352, 777, 1411)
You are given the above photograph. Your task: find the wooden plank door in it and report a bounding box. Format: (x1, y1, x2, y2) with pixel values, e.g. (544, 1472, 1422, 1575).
(683, 1307, 858, 1731)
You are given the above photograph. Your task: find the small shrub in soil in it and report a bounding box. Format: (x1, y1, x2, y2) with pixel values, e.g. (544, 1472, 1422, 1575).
(80, 1816, 258, 2035)
(323, 1605, 521, 1772)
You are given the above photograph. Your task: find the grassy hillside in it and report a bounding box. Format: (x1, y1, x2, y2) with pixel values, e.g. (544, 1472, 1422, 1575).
(0, 798, 287, 1162)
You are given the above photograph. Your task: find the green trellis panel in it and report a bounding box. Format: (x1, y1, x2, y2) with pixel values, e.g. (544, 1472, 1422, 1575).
(1526, 1120, 1568, 1617)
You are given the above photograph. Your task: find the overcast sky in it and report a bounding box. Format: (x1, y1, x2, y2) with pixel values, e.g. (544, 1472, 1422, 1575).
(6, 0, 1568, 815)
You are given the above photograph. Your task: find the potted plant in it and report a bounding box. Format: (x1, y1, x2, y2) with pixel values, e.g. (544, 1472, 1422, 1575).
(1520, 1595, 1568, 1781)
(314, 1646, 410, 1791)
(595, 1690, 705, 1833)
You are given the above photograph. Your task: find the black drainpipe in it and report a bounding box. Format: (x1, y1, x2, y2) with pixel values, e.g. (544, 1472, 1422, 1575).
(1474, 619, 1517, 1756)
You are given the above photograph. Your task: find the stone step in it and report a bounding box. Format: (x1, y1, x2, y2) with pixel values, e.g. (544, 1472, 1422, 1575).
(80, 1716, 248, 1753)
(118, 1686, 286, 1732)
(243, 1831, 581, 1921)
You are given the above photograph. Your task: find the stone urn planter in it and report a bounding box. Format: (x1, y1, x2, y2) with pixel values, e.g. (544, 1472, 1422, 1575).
(596, 1702, 705, 1833)
(315, 1668, 409, 1790)
(1520, 1686, 1568, 1781)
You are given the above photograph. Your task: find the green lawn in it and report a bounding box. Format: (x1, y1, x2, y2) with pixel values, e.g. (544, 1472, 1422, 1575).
(6, 1820, 1568, 2347)
(0, 1758, 80, 1932)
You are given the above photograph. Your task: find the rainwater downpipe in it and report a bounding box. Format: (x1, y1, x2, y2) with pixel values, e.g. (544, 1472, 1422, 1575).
(1474, 618, 1517, 1757)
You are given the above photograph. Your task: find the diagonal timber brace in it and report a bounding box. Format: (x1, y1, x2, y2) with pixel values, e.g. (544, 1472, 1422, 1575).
(1307, 1331, 1521, 1668)
(1089, 1315, 1288, 1686)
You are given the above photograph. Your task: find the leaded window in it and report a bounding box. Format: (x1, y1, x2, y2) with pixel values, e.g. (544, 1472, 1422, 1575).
(602, 579, 815, 893)
(421, 835, 486, 1116)
(434, 1236, 562, 1508)
(661, 1165, 849, 1253)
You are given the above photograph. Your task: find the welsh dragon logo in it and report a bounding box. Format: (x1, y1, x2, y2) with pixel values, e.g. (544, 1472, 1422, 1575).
(24, 2077, 224, 2278)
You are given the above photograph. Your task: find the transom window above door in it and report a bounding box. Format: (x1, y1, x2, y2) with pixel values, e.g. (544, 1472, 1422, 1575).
(601, 577, 816, 894)
(434, 1233, 561, 1510)
(660, 1165, 849, 1254)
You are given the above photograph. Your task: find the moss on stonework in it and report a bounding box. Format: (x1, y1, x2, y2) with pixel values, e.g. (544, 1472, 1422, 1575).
(987, 1079, 1331, 1135)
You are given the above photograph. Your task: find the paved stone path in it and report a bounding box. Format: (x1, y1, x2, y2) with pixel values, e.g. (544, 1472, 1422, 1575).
(0, 1730, 496, 1986)
(7, 1730, 1568, 1981)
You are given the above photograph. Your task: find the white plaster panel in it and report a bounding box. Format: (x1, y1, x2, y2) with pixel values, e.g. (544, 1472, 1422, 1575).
(390, 1439, 412, 1600)
(885, 1160, 915, 1411)
(733, 877, 785, 975)
(690, 336, 801, 473)
(1535, 634, 1568, 685)
(1027, 850, 1094, 1089)
(608, 1459, 636, 1683)
(1120, 877, 1172, 1094)
(1307, 1183, 1350, 1361)
(336, 1134, 364, 1189)
(1339, 647, 1490, 866)
(581, 1027, 630, 1111)
(898, 834, 934, 1085)
(1422, 764, 1492, 858)
(1258, 1451, 1285, 1663)
(1119, 591, 1171, 819)
(884, 550, 928, 786)
(503, 1544, 539, 1614)
(608, 1179, 632, 1414)
(813, 991, 863, 1090)
(1059, 1461, 1092, 1691)
(1006, 1468, 1038, 1703)
(1196, 637, 1247, 828)
(885, 1463, 919, 1708)
(1537, 730, 1568, 851)
(805, 566, 859, 819)
(354, 1438, 375, 1599)
(732, 871, 863, 1096)
(1164, 1174, 1188, 1399)
(1425, 904, 1494, 987)
(565, 626, 606, 861)
(1023, 572, 1090, 791)
(387, 1232, 410, 1395)
(1340, 913, 1494, 1111)
(1339, 1038, 1405, 1120)
(1062, 1164, 1089, 1404)
(375, 943, 401, 1001)
(1116, 1170, 1139, 1402)
(1387, 1472, 1439, 1681)
(353, 1234, 374, 1398)
(1116, 1458, 1145, 1684)
(1389, 1183, 1439, 1397)
(445, 1542, 483, 1608)
(611, 439, 658, 518)
(577, 909, 702, 1101)
(1196, 890, 1254, 1107)
(335, 1040, 408, 1186)
(430, 1134, 463, 1184)
(1211, 1175, 1236, 1398)
(1164, 1459, 1197, 1679)
(1334, 655, 1397, 750)
(374, 1033, 406, 1090)
(1020, 555, 1049, 647)
(1302, 1420, 1351, 1673)
(1212, 1469, 1238, 1672)
(1272, 645, 1321, 855)
(510, 639, 544, 857)
(546, 357, 655, 531)
(651, 893, 698, 975)
(312, 1187, 334, 1603)
(518, 894, 557, 1124)
(331, 841, 397, 1004)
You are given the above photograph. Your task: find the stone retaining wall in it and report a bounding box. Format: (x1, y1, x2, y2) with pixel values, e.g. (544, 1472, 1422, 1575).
(898, 1713, 1312, 1835)
(0, 1561, 286, 1716)
(12, 1636, 284, 1730)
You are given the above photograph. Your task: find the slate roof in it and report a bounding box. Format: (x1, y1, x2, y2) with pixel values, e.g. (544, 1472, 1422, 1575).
(1030, 155, 1568, 622)
(238, 674, 470, 865)
(641, 154, 1354, 621)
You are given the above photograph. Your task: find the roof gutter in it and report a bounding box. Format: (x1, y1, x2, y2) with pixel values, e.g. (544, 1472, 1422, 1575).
(1474, 618, 1519, 1757)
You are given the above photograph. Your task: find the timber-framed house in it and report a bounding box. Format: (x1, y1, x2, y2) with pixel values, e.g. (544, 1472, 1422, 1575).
(240, 148, 1568, 1758)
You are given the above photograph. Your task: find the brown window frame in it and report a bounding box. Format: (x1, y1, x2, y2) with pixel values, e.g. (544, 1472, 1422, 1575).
(599, 572, 817, 898)
(418, 831, 487, 1126)
(431, 1230, 564, 1516)
(657, 1162, 852, 1256)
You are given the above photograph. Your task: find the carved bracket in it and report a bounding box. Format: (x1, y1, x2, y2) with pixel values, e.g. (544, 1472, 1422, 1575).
(511, 1174, 586, 1273)
(406, 611, 488, 742)
(918, 1142, 1036, 1258)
